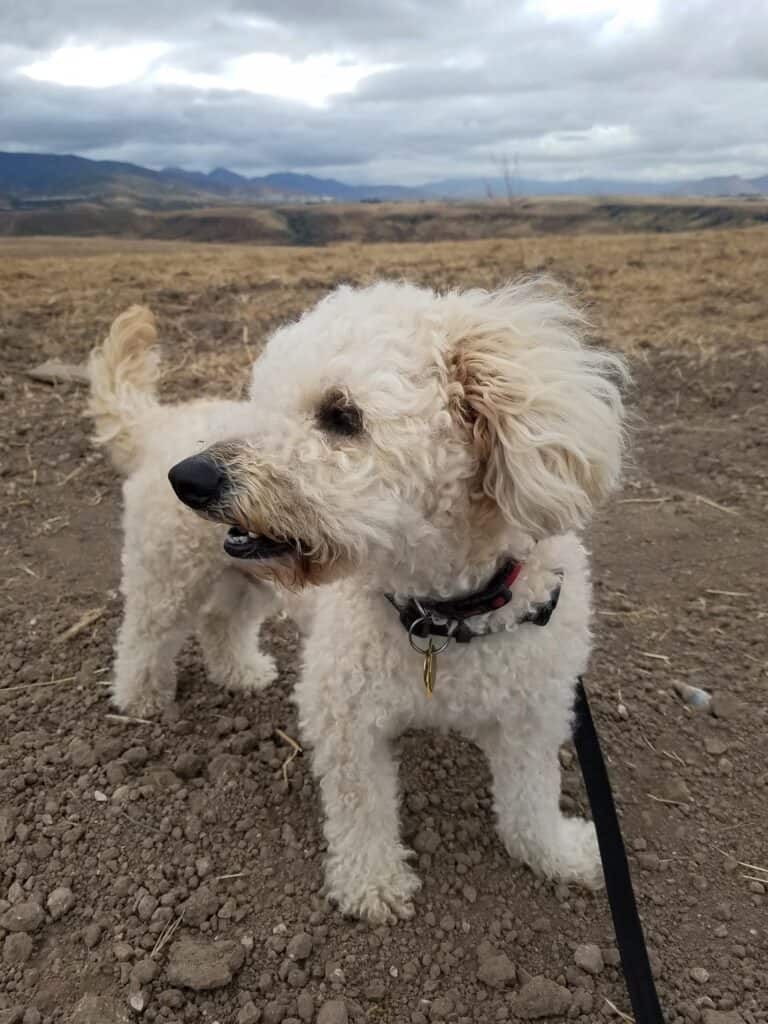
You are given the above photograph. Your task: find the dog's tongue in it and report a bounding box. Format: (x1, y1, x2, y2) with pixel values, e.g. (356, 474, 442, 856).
(223, 526, 296, 560)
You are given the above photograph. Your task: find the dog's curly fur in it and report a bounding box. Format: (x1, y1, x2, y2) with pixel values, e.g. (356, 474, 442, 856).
(101, 279, 627, 924)
(86, 306, 279, 716)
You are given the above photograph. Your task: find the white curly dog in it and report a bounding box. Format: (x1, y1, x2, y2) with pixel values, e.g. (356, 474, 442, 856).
(90, 279, 626, 924)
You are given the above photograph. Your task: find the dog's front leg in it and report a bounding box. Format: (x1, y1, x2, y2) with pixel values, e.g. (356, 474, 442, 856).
(308, 714, 420, 924)
(478, 707, 602, 889)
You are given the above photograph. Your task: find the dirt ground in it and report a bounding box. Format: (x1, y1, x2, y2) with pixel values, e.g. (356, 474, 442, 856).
(1, 229, 766, 1024)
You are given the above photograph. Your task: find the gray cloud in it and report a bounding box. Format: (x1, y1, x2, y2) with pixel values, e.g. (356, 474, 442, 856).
(1, 0, 767, 184)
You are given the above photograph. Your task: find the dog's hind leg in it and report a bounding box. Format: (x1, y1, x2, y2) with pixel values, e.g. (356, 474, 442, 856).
(196, 570, 279, 693)
(477, 700, 602, 889)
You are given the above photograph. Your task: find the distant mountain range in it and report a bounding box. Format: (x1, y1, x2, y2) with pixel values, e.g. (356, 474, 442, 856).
(1, 151, 766, 207)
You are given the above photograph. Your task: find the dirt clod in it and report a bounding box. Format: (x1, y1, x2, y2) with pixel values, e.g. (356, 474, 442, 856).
(165, 936, 246, 990)
(573, 943, 604, 976)
(2, 934, 34, 965)
(510, 977, 572, 1019)
(317, 999, 348, 1024)
(46, 886, 75, 921)
(0, 902, 44, 934)
(477, 952, 517, 989)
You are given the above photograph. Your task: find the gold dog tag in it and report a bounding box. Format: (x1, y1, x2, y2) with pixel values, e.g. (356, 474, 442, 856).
(423, 639, 437, 699)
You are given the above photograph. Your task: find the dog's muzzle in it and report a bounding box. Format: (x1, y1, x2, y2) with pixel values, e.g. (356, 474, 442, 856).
(168, 455, 226, 510)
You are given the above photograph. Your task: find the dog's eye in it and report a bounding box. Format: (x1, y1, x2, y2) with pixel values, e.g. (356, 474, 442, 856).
(316, 389, 364, 438)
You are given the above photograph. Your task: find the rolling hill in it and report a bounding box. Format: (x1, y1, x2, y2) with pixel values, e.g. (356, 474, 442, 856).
(1, 151, 766, 211)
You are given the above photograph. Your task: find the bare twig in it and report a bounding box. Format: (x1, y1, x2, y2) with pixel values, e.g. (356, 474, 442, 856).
(716, 849, 768, 875)
(705, 589, 749, 598)
(151, 913, 184, 959)
(216, 871, 250, 881)
(648, 793, 687, 807)
(105, 713, 153, 726)
(2, 675, 76, 695)
(604, 997, 635, 1023)
(694, 494, 739, 516)
(639, 651, 671, 664)
(56, 606, 105, 643)
(617, 497, 670, 506)
(275, 727, 304, 783)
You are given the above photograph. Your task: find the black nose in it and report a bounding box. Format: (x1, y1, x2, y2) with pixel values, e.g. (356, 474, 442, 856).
(168, 455, 226, 509)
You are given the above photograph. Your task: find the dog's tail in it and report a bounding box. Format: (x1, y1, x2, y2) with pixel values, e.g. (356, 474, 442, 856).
(86, 305, 161, 475)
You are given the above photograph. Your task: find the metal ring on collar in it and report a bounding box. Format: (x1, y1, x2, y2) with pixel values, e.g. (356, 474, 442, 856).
(407, 616, 450, 655)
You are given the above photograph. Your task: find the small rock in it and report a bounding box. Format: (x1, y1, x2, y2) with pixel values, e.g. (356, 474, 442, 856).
(47, 886, 75, 921)
(128, 988, 149, 1014)
(672, 681, 711, 711)
(430, 995, 454, 1019)
(195, 857, 212, 878)
(262, 1002, 285, 1024)
(702, 1012, 745, 1024)
(166, 937, 245, 990)
(182, 887, 221, 927)
(704, 737, 729, 757)
(510, 976, 572, 1019)
(297, 992, 314, 1022)
(0, 901, 45, 933)
(237, 1004, 261, 1024)
(3, 934, 34, 964)
(317, 1000, 348, 1024)
(710, 694, 740, 719)
(136, 894, 158, 922)
(0, 1008, 22, 1024)
(68, 738, 97, 769)
(124, 745, 149, 767)
(174, 753, 203, 779)
(287, 932, 313, 961)
(113, 941, 134, 962)
(413, 828, 440, 854)
(131, 959, 158, 985)
(477, 953, 516, 989)
(70, 994, 131, 1024)
(22, 1011, 42, 1024)
(207, 753, 245, 781)
(0, 807, 17, 843)
(574, 944, 604, 976)
(662, 777, 691, 803)
(690, 966, 710, 984)
(365, 980, 386, 1001)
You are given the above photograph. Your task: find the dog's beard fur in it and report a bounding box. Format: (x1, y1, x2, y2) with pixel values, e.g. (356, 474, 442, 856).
(200, 441, 354, 590)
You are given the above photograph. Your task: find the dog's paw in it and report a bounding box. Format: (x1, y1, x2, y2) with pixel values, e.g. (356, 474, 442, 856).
(111, 688, 172, 719)
(546, 818, 604, 890)
(329, 860, 421, 925)
(212, 650, 279, 693)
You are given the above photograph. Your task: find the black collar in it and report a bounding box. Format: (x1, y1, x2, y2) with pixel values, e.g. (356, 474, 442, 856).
(386, 558, 562, 644)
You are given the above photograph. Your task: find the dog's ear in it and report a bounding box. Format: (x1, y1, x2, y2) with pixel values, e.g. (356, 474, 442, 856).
(448, 281, 628, 538)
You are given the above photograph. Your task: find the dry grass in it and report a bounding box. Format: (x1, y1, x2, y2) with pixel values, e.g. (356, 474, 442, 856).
(2, 227, 767, 407)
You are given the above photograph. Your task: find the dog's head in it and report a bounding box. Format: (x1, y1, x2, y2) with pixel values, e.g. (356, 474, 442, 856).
(169, 279, 627, 591)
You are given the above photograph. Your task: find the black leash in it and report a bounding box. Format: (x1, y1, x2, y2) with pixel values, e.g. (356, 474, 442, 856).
(573, 677, 665, 1023)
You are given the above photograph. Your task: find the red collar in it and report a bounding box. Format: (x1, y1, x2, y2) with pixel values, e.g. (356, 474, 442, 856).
(386, 559, 562, 644)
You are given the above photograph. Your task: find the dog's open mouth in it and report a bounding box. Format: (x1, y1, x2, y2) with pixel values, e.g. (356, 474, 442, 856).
(223, 526, 300, 561)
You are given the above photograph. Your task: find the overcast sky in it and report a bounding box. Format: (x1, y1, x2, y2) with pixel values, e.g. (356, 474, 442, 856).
(1, 0, 767, 184)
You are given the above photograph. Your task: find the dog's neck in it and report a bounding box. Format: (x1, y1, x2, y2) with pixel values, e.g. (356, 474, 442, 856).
(386, 553, 562, 644)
